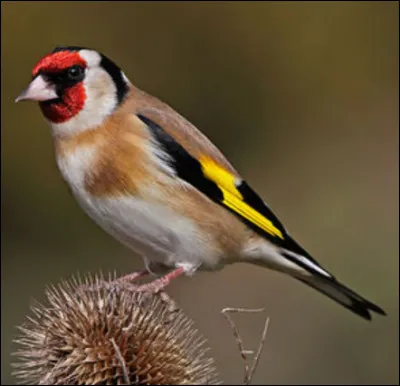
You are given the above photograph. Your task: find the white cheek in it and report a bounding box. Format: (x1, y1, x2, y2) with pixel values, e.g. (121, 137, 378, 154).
(79, 50, 102, 67)
(50, 68, 117, 137)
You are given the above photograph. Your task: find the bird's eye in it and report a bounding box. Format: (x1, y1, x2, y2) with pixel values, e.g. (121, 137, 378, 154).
(66, 65, 84, 81)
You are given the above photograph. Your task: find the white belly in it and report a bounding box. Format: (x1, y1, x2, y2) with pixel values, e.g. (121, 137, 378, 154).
(78, 193, 209, 269)
(56, 146, 212, 272)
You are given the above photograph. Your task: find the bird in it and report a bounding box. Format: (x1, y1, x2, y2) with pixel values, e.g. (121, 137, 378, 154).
(15, 46, 386, 321)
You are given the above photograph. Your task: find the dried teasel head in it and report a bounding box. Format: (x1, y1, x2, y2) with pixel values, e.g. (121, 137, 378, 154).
(13, 273, 220, 385)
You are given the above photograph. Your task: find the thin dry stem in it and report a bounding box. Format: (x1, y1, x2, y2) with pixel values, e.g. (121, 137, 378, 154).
(221, 307, 270, 385)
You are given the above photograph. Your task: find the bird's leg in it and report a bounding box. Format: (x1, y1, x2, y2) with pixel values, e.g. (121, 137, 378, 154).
(135, 266, 185, 293)
(114, 260, 169, 284)
(117, 269, 149, 283)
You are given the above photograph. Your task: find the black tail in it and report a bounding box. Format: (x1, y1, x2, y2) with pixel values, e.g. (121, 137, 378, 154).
(296, 275, 386, 320)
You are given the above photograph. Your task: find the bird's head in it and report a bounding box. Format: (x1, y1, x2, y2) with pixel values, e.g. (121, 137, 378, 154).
(16, 46, 130, 135)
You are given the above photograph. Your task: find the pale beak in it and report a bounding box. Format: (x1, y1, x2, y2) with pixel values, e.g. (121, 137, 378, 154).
(15, 75, 58, 103)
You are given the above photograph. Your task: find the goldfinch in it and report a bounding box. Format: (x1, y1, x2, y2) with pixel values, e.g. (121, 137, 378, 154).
(16, 46, 386, 320)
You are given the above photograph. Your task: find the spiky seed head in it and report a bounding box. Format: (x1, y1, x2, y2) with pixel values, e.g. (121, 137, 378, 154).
(12, 273, 219, 385)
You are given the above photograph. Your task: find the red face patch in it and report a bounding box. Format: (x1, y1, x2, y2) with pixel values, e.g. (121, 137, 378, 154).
(32, 51, 87, 77)
(39, 83, 86, 123)
(33, 50, 88, 123)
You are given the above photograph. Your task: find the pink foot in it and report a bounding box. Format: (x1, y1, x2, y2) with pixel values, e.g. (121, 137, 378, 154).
(135, 267, 185, 293)
(118, 269, 149, 283)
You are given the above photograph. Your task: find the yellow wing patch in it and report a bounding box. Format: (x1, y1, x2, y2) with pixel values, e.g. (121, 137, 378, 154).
(199, 157, 284, 239)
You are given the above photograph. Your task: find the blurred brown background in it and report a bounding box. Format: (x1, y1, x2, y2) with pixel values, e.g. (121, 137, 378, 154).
(1, 1, 399, 384)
